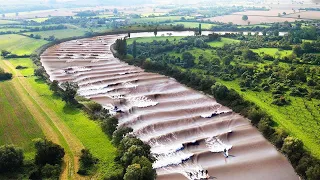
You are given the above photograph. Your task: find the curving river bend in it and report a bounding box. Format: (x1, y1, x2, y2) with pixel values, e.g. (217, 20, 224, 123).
(40, 31, 297, 180)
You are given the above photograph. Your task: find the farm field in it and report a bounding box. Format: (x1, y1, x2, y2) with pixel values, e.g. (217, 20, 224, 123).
(284, 11, 320, 20)
(0, 30, 117, 178)
(0, 60, 44, 160)
(27, 17, 49, 22)
(203, 14, 299, 25)
(0, 34, 48, 55)
(0, 20, 20, 24)
(127, 36, 184, 44)
(252, 48, 293, 58)
(208, 38, 240, 47)
(233, 10, 297, 16)
(169, 22, 217, 29)
(0, 28, 27, 32)
(130, 16, 193, 23)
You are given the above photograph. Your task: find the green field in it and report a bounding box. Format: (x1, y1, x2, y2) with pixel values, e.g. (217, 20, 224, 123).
(0, 20, 20, 24)
(127, 36, 184, 44)
(0, 60, 44, 159)
(0, 30, 117, 177)
(218, 79, 320, 158)
(0, 34, 48, 55)
(0, 28, 27, 32)
(130, 16, 193, 23)
(170, 22, 217, 29)
(27, 17, 48, 22)
(208, 38, 240, 47)
(252, 48, 293, 58)
(23, 27, 110, 39)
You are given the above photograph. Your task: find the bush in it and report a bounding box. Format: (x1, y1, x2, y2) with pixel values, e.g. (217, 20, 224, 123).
(101, 117, 118, 138)
(41, 164, 61, 179)
(78, 149, 98, 173)
(281, 136, 304, 167)
(306, 164, 320, 180)
(0, 145, 24, 172)
(86, 101, 102, 113)
(34, 139, 65, 166)
(15, 65, 27, 69)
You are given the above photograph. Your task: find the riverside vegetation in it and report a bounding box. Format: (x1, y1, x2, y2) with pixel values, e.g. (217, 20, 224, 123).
(115, 23, 320, 180)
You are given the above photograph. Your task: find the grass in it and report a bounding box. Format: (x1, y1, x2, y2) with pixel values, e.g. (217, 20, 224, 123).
(130, 16, 193, 23)
(23, 27, 111, 39)
(0, 34, 48, 55)
(7, 57, 117, 177)
(0, 28, 27, 32)
(27, 17, 48, 23)
(217, 79, 320, 158)
(0, 20, 20, 24)
(170, 22, 218, 29)
(0, 62, 44, 159)
(208, 38, 240, 47)
(127, 36, 185, 44)
(252, 48, 293, 58)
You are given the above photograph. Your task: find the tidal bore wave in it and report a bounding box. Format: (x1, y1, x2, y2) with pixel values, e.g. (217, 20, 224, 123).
(40, 32, 298, 180)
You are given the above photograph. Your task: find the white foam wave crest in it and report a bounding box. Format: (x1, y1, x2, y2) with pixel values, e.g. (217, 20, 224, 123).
(205, 137, 232, 153)
(122, 82, 138, 89)
(126, 95, 158, 108)
(153, 150, 193, 169)
(162, 162, 207, 180)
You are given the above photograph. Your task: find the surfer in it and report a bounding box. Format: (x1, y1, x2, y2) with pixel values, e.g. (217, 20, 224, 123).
(223, 148, 229, 158)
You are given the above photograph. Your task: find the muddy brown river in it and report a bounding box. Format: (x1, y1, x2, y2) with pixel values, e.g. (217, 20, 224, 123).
(40, 32, 298, 180)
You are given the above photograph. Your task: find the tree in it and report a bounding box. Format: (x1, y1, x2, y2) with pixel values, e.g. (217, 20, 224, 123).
(298, 15, 301, 19)
(243, 49, 258, 61)
(124, 164, 142, 180)
(154, 28, 158, 37)
(0, 145, 24, 172)
(113, 8, 118, 14)
(121, 145, 146, 166)
(281, 136, 304, 166)
(211, 83, 229, 100)
(112, 127, 133, 146)
(41, 164, 61, 179)
(50, 80, 60, 94)
(132, 40, 137, 59)
(48, 35, 56, 41)
(101, 117, 119, 138)
(283, 12, 287, 15)
(34, 66, 46, 79)
(198, 23, 202, 35)
(1, 50, 11, 57)
(306, 164, 320, 180)
(34, 139, 65, 166)
(60, 82, 78, 104)
(182, 52, 195, 68)
(242, 15, 248, 21)
(78, 149, 98, 175)
(132, 156, 156, 180)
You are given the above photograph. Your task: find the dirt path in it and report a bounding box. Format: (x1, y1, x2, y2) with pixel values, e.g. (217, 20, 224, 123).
(0, 60, 84, 180)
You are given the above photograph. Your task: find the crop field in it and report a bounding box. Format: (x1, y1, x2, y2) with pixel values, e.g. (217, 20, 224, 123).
(284, 11, 320, 20)
(169, 22, 217, 29)
(130, 16, 194, 23)
(208, 38, 240, 47)
(0, 20, 21, 24)
(0, 28, 27, 32)
(233, 10, 296, 16)
(252, 48, 293, 58)
(27, 17, 49, 22)
(23, 27, 111, 39)
(0, 60, 44, 159)
(203, 15, 299, 25)
(0, 34, 48, 55)
(127, 36, 184, 44)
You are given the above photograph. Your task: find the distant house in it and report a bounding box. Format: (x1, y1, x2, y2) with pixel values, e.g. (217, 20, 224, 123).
(195, 14, 205, 19)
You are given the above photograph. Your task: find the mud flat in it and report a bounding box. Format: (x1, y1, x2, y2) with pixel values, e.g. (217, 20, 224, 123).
(40, 33, 298, 180)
